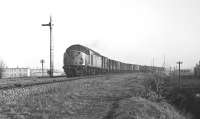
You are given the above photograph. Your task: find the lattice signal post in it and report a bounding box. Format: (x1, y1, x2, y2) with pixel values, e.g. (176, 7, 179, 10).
(42, 16, 54, 77)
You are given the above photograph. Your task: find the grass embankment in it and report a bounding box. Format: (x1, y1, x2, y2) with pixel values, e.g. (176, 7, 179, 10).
(0, 73, 188, 119)
(162, 75, 200, 119)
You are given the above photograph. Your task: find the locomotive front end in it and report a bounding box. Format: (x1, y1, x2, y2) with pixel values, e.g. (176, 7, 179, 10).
(63, 45, 90, 77)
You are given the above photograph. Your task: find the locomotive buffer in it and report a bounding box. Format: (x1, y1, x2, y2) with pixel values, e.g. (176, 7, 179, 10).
(42, 16, 54, 77)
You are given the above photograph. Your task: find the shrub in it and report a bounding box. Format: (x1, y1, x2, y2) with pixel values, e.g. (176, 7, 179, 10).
(142, 73, 170, 101)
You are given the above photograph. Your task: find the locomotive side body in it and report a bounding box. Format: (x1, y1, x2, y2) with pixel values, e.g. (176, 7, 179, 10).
(90, 50, 102, 68)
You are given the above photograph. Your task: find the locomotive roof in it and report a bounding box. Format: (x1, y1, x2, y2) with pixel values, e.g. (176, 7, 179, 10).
(67, 44, 101, 56)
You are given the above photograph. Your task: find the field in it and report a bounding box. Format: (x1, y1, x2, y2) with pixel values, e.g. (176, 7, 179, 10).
(0, 73, 188, 119)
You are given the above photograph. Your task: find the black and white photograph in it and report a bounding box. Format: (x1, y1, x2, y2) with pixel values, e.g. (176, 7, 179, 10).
(0, 0, 200, 118)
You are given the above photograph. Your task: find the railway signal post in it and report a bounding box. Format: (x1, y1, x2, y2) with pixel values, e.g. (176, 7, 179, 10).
(177, 61, 183, 88)
(42, 16, 54, 77)
(40, 59, 45, 77)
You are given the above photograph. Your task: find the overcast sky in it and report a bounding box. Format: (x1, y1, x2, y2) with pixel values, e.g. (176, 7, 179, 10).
(0, 0, 200, 70)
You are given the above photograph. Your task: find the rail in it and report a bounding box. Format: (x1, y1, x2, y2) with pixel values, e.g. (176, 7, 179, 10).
(0, 75, 104, 90)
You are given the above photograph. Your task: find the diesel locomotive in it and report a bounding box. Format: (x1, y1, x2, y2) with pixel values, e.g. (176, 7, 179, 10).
(63, 44, 164, 77)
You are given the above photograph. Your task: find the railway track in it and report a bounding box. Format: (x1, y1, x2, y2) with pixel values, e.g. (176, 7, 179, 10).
(0, 75, 104, 90)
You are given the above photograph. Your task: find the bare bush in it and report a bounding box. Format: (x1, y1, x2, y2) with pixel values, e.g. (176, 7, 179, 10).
(142, 73, 170, 101)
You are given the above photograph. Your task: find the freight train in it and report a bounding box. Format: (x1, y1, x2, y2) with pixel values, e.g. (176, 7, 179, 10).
(63, 44, 164, 77)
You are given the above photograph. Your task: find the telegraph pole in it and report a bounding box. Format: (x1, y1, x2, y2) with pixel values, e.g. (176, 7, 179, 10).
(163, 55, 166, 69)
(177, 61, 183, 88)
(40, 59, 45, 77)
(153, 57, 154, 67)
(42, 16, 54, 77)
(151, 57, 155, 73)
